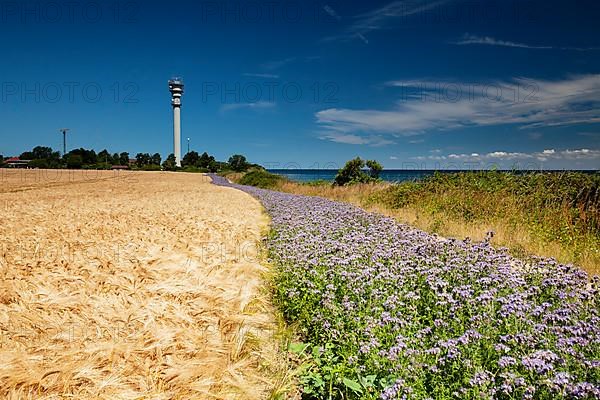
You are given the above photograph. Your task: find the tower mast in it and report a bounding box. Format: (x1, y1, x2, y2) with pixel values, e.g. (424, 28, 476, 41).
(168, 78, 184, 167)
(59, 128, 70, 156)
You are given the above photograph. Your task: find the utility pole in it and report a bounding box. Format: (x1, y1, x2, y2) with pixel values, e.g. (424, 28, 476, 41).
(59, 128, 70, 156)
(187, 137, 190, 154)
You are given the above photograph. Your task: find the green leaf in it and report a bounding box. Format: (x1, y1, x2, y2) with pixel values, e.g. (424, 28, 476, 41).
(359, 374, 377, 387)
(342, 378, 363, 393)
(288, 342, 309, 355)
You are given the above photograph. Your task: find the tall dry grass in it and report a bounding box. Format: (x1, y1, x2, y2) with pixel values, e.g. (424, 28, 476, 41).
(0, 170, 289, 399)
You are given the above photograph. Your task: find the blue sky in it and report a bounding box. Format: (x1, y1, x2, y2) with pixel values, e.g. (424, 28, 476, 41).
(0, 0, 599, 169)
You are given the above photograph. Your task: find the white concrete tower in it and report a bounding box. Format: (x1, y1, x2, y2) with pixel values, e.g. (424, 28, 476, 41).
(168, 77, 184, 167)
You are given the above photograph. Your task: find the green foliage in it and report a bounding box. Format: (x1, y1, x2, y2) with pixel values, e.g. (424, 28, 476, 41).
(151, 153, 161, 166)
(19, 151, 34, 160)
(228, 154, 250, 172)
(182, 151, 199, 167)
(239, 170, 284, 188)
(135, 152, 151, 167)
(181, 151, 220, 171)
(365, 160, 383, 179)
(162, 153, 177, 171)
(141, 164, 161, 171)
(97, 149, 111, 164)
(66, 154, 83, 169)
(135, 152, 161, 168)
(23, 146, 60, 161)
(27, 159, 48, 169)
(10, 145, 257, 174)
(198, 152, 218, 172)
(92, 162, 112, 170)
(119, 152, 129, 166)
(66, 148, 97, 165)
(334, 157, 384, 186)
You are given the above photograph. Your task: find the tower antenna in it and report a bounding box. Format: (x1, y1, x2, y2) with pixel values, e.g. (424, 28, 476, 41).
(168, 77, 184, 167)
(59, 128, 70, 156)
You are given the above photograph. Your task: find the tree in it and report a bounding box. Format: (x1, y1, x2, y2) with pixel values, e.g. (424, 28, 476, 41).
(228, 154, 249, 172)
(334, 157, 364, 186)
(366, 160, 383, 179)
(111, 153, 120, 165)
(67, 148, 97, 165)
(208, 160, 220, 172)
(31, 146, 54, 160)
(198, 152, 213, 168)
(334, 157, 383, 186)
(162, 154, 177, 171)
(19, 151, 34, 160)
(135, 153, 151, 167)
(66, 154, 83, 169)
(28, 159, 48, 169)
(19, 146, 60, 165)
(182, 151, 199, 167)
(0, 155, 4, 164)
(151, 153, 161, 165)
(119, 152, 129, 166)
(98, 149, 111, 164)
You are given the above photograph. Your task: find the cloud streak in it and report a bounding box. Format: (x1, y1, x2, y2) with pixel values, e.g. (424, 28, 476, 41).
(220, 101, 275, 113)
(318, 132, 395, 146)
(316, 75, 600, 140)
(323, 0, 451, 43)
(242, 73, 280, 79)
(260, 57, 296, 70)
(452, 34, 600, 51)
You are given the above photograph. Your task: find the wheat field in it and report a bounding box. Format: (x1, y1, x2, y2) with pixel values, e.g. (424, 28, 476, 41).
(0, 170, 282, 399)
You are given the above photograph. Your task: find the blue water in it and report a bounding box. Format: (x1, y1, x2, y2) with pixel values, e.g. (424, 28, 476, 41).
(267, 169, 598, 183)
(268, 169, 440, 183)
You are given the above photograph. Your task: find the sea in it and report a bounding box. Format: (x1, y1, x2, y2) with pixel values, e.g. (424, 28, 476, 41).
(269, 169, 446, 183)
(267, 169, 598, 183)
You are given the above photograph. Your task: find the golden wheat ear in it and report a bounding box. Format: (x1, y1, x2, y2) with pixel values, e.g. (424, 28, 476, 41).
(0, 171, 287, 399)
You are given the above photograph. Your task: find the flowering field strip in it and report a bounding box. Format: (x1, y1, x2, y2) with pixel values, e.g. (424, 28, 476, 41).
(210, 175, 599, 399)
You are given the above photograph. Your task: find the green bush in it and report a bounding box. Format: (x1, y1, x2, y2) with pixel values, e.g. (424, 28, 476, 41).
(239, 170, 284, 189)
(141, 164, 162, 171)
(27, 159, 48, 169)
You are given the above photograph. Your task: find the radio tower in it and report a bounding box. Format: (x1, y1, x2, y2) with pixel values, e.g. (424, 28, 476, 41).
(168, 77, 184, 167)
(59, 128, 70, 155)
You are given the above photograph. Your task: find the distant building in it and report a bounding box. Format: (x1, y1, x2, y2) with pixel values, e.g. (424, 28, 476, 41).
(111, 165, 130, 170)
(4, 157, 30, 168)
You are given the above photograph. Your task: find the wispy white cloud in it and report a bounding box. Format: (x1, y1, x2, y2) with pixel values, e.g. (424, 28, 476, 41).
(318, 132, 395, 146)
(242, 72, 280, 79)
(452, 34, 552, 49)
(261, 57, 296, 70)
(452, 34, 600, 51)
(323, 4, 341, 21)
(316, 74, 600, 139)
(220, 101, 275, 113)
(323, 0, 451, 43)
